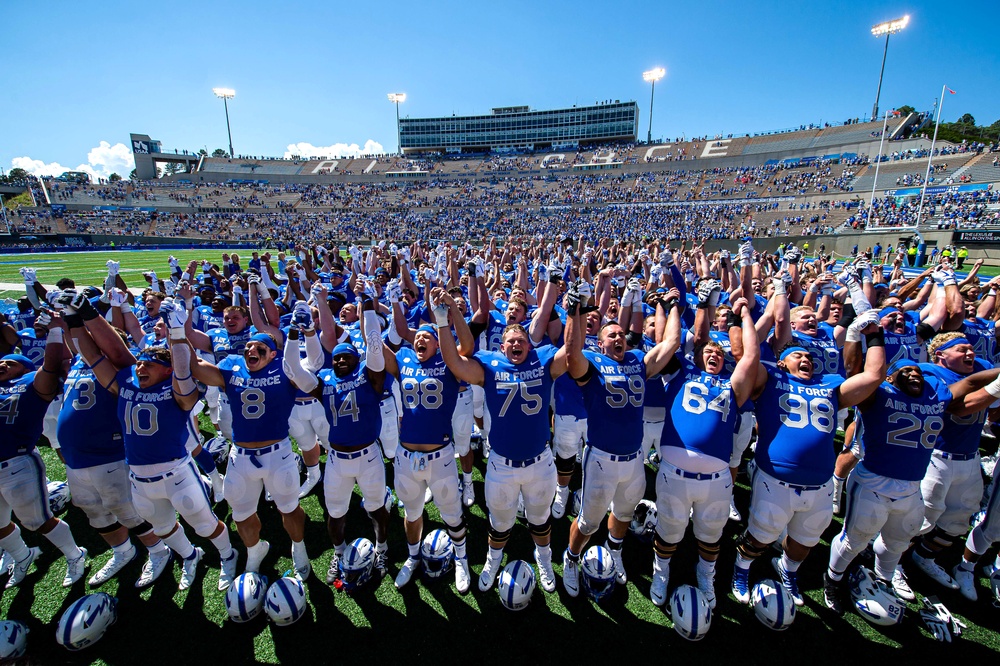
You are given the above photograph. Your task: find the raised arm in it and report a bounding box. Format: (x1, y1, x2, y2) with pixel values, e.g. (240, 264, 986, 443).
(644, 290, 682, 377)
(837, 324, 886, 408)
(729, 298, 761, 407)
(434, 300, 484, 386)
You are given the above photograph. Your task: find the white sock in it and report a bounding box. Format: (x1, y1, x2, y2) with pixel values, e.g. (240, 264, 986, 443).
(210, 531, 233, 560)
(780, 552, 802, 573)
(535, 544, 551, 559)
(43, 520, 83, 559)
(112, 540, 134, 556)
(306, 465, 320, 482)
(0, 526, 30, 562)
(462, 472, 473, 485)
(162, 529, 195, 560)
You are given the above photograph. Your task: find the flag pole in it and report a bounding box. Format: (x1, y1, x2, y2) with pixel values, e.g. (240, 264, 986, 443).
(916, 84, 947, 226)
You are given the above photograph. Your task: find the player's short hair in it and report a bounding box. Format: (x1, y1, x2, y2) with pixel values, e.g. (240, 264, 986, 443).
(56, 278, 77, 289)
(502, 323, 530, 343)
(927, 331, 970, 357)
(598, 321, 624, 340)
(507, 297, 527, 313)
(699, 340, 725, 356)
(223, 305, 249, 318)
(789, 305, 814, 320)
(147, 291, 166, 301)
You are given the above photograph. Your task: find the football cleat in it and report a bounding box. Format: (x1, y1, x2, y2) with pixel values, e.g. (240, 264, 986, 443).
(479, 552, 503, 592)
(823, 572, 849, 615)
(732, 565, 751, 604)
(395, 556, 421, 589)
(461, 480, 475, 508)
(6, 547, 41, 589)
(326, 552, 341, 586)
(953, 564, 977, 602)
(562, 550, 580, 598)
(551, 485, 570, 520)
(63, 548, 89, 588)
(891, 565, 916, 601)
(772, 557, 803, 607)
(179, 547, 204, 591)
(605, 544, 626, 585)
(373, 547, 388, 579)
(218, 550, 238, 591)
(534, 549, 556, 593)
(650, 562, 669, 607)
(298, 473, 320, 500)
(729, 499, 742, 522)
(88, 545, 136, 587)
(455, 556, 471, 594)
(0, 549, 13, 577)
(135, 551, 172, 589)
(696, 566, 717, 610)
(912, 553, 959, 589)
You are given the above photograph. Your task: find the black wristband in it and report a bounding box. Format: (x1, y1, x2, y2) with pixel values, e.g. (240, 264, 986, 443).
(64, 313, 84, 329)
(726, 311, 743, 329)
(864, 330, 885, 348)
(662, 297, 678, 312)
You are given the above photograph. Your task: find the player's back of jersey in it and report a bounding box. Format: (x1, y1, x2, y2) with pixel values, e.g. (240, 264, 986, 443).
(58, 358, 125, 469)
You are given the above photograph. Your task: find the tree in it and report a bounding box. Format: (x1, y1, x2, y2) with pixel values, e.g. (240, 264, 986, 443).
(198, 148, 208, 156)
(109, 173, 122, 182)
(212, 148, 228, 158)
(958, 113, 976, 126)
(896, 105, 915, 116)
(129, 169, 138, 181)
(7, 167, 29, 182)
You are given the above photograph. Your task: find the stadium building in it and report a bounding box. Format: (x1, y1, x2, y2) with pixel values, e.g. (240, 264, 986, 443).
(398, 101, 638, 154)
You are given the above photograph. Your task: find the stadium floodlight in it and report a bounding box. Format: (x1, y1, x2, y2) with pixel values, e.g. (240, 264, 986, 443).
(642, 68, 666, 144)
(870, 15, 909, 121)
(388, 93, 407, 155)
(212, 87, 236, 158)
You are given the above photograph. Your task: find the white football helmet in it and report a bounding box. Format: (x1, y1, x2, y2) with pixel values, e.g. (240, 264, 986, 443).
(0, 621, 28, 659)
(340, 538, 376, 591)
(47, 480, 71, 515)
(56, 593, 117, 651)
(751, 579, 797, 630)
(671, 584, 713, 641)
(265, 577, 308, 626)
(850, 566, 903, 626)
(293, 451, 305, 476)
(205, 436, 231, 466)
(225, 572, 268, 623)
(516, 493, 526, 521)
(989, 566, 1000, 605)
(384, 487, 397, 513)
(630, 499, 657, 542)
(570, 490, 583, 517)
(497, 560, 536, 611)
(421, 529, 454, 580)
(580, 545, 616, 603)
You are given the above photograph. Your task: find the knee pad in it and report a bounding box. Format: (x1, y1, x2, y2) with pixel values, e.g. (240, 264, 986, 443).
(96, 521, 123, 537)
(735, 531, 769, 559)
(697, 538, 722, 560)
(528, 519, 551, 540)
(555, 455, 577, 476)
(488, 526, 512, 547)
(653, 535, 679, 559)
(445, 518, 467, 541)
(130, 520, 155, 537)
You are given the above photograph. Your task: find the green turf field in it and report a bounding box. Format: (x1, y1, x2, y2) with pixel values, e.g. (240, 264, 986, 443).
(1, 248, 999, 664)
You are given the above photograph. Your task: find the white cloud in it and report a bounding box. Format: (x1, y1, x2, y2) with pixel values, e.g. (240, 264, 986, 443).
(10, 141, 135, 181)
(284, 139, 385, 159)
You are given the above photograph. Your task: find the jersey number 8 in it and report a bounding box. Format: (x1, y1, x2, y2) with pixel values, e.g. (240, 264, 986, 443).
(778, 394, 835, 433)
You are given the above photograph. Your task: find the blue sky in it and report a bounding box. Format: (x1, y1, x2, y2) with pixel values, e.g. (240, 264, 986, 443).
(4, 0, 997, 179)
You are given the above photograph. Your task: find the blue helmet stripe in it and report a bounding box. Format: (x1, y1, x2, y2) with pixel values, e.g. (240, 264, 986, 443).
(62, 596, 87, 647)
(507, 561, 520, 608)
(277, 579, 301, 622)
(689, 589, 698, 637)
(774, 584, 785, 628)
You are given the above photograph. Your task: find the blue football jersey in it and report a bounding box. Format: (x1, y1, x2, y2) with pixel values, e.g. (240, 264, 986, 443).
(792, 328, 843, 376)
(754, 366, 844, 485)
(15, 329, 47, 368)
(474, 345, 558, 460)
(57, 358, 125, 469)
(115, 368, 191, 466)
(318, 362, 382, 449)
(218, 357, 297, 443)
(579, 349, 645, 455)
(0, 372, 49, 460)
(962, 318, 997, 365)
(396, 348, 460, 446)
(660, 356, 739, 463)
(884, 323, 924, 366)
(858, 379, 951, 481)
(208, 327, 253, 363)
(920, 361, 990, 455)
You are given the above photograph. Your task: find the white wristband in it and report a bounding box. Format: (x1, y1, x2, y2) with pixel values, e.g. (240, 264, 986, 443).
(985, 377, 1000, 399)
(169, 327, 186, 341)
(46, 328, 64, 344)
(845, 327, 861, 343)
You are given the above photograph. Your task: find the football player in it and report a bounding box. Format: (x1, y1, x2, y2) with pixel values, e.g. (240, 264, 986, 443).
(438, 295, 571, 594)
(560, 285, 682, 597)
(70, 296, 236, 591)
(730, 276, 885, 607)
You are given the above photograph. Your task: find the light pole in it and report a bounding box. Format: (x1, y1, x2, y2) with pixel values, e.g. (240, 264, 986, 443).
(212, 87, 236, 157)
(866, 109, 892, 229)
(387, 93, 407, 155)
(642, 68, 665, 144)
(870, 15, 909, 121)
